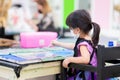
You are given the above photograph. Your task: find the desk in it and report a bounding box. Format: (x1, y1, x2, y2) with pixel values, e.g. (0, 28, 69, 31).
(0, 61, 61, 80)
(0, 47, 73, 80)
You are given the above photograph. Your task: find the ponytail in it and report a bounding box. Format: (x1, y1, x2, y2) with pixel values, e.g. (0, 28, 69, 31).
(91, 22, 100, 46)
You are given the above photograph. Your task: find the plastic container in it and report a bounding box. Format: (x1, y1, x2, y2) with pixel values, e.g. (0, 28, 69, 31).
(20, 32, 58, 48)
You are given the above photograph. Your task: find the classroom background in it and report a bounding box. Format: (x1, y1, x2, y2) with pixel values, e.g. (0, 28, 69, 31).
(1, 0, 120, 39)
(0, 0, 120, 80)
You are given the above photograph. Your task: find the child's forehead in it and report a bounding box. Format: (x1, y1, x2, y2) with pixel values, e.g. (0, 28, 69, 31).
(69, 27, 77, 29)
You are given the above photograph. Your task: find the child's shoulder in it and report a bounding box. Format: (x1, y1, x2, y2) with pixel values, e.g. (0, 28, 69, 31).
(77, 39, 94, 50)
(77, 38, 92, 45)
(78, 41, 92, 47)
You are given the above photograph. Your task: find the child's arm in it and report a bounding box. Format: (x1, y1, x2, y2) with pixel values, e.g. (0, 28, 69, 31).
(52, 40, 75, 50)
(63, 45, 90, 68)
(0, 38, 19, 47)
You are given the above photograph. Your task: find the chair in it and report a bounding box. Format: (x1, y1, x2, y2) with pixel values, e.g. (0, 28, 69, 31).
(61, 45, 120, 80)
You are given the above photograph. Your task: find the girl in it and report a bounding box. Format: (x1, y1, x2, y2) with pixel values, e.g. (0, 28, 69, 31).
(52, 9, 100, 80)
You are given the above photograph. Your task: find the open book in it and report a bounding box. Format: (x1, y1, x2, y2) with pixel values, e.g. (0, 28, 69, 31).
(0, 47, 74, 64)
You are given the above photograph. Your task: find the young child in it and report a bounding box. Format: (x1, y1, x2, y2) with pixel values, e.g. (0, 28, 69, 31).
(52, 9, 100, 80)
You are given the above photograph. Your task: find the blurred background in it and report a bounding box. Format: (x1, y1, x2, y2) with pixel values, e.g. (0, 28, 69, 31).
(0, 0, 120, 40)
(0, 0, 120, 80)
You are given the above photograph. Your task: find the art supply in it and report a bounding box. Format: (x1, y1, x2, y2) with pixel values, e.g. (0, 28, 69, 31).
(47, 35, 61, 47)
(108, 40, 117, 47)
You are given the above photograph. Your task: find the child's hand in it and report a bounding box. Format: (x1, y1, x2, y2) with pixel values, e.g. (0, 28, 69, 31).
(0, 38, 19, 47)
(62, 57, 72, 68)
(51, 40, 59, 46)
(11, 41, 20, 46)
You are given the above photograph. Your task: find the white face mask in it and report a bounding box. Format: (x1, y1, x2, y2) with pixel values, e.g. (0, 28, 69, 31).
(70, 30, 80, 38)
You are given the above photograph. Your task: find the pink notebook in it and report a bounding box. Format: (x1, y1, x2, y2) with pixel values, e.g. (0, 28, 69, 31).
(20, 32, 57, 48)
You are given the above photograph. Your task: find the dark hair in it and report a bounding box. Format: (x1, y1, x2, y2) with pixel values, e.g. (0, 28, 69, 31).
(66, 9, 100, 46)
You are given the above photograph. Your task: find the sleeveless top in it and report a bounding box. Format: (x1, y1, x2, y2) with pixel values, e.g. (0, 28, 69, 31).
(74, 38, 97, 66)
(67, 38, 97, 80)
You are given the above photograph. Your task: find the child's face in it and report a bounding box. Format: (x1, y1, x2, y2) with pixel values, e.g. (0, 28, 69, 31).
(70, 27, 80, 35)
(70, 27, 80, 38)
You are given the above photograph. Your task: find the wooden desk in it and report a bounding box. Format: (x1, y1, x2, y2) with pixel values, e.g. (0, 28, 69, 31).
(0, 61, 61, 80)
(0, 42, 74, 80)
